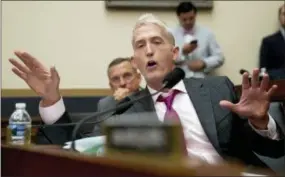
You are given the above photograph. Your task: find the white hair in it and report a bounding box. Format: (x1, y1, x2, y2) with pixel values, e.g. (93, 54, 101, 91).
(132, 13, 175, 45)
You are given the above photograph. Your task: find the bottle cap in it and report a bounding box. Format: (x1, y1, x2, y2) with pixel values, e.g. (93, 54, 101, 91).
(260, 68, 267, 76)
(15, 103, 26, 109)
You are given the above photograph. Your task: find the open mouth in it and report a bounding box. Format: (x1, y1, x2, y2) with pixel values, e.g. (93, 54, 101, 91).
(146, 60, 157, 69)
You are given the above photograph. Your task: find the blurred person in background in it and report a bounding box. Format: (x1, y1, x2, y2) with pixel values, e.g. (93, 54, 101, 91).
(170, 1, 224, 78)
(259, 4, 285, 80)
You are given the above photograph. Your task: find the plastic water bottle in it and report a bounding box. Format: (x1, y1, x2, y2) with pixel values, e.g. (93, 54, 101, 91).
(6, 103, 32, 145)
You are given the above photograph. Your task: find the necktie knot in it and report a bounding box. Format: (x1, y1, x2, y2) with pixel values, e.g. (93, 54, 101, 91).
(157, 90, 180, 110)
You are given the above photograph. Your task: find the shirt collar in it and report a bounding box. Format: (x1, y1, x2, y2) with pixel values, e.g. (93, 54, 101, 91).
(182, 25, 197, 35)
(148, 80, 187, 102)
(280, 27, 285, 39)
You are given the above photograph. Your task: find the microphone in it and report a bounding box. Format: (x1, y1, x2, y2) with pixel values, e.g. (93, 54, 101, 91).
(70, 67, 185, 151)
(162, 67, 185, 89)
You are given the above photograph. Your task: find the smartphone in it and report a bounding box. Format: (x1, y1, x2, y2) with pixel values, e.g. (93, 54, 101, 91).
(190, 40, 198, 45)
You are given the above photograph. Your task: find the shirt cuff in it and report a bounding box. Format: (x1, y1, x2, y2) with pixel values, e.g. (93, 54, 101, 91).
(249, 114, 280, 140)
(39, 97, 66, 125)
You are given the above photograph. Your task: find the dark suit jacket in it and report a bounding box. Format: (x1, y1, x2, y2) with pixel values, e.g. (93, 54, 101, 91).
(36, 76, 284, 169)
(259, 31, 285, 79)
(36, 96, 117, 144)
(91, 96, 117, 135)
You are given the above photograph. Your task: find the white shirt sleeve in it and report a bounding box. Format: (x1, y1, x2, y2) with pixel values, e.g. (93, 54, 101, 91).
(249, 114, 280, 140)
(39, 97, 66, 125)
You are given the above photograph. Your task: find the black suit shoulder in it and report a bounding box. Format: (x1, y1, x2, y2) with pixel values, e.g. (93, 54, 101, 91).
(262, 31, 282, 42)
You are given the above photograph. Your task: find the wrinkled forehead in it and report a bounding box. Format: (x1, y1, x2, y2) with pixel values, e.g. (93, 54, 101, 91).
(132, 23, 171, 45)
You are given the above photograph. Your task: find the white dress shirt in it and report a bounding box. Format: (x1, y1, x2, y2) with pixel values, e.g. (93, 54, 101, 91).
(39, 81, 279, 164)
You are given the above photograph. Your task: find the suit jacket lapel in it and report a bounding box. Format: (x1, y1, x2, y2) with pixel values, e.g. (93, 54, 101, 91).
(184, 79, 221, 153)
(133, 88, 156, 111)
(128, 88, 161, 123)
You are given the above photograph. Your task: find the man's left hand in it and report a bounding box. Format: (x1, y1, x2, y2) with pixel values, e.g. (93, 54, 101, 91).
(188, 59, 205, 72)
(219, 68, 277, 130)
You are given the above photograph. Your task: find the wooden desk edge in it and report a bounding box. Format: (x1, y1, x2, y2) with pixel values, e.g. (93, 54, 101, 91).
(2, 144, 245, 176)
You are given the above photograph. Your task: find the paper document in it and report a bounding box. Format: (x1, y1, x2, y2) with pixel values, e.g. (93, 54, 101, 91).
(63, 136, 106, 156)
(241, 172, 267, 176)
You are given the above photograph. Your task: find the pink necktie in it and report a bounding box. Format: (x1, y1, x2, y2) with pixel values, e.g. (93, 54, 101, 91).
(157, 90, 188, 156)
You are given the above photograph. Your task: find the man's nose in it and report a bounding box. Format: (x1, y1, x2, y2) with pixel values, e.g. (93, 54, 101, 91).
(146, 43, 154, 57)
(119, 78, 127, 87)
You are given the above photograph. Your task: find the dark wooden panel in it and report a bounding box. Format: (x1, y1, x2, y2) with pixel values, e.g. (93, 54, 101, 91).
(105, 0, 213, 10)
(1, 97, 102, 117)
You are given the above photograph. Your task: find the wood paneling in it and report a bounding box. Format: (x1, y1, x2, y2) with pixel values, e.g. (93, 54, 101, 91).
(1, 88, 112, 97)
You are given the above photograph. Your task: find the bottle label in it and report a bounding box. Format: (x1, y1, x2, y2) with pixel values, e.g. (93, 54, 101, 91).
(84, 144, 104, 156)
(96, 145, 104, 156)
(8, 123, 30, 145)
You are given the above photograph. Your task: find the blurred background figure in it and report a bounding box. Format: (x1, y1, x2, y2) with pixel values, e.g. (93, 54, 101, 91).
(170, 1, 224, 78)
(259, 4, 285, 80)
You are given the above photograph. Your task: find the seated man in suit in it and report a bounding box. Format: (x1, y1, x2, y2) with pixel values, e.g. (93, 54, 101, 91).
(170, 1, 224, 78)
(259, 4, 285, 80)
(95, 57, 142, 110)
(9, 14, 284, 170)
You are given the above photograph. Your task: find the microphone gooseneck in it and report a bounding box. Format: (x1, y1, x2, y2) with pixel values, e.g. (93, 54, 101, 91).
(69, 67, 185, 151)
(70, 88, 163, 151)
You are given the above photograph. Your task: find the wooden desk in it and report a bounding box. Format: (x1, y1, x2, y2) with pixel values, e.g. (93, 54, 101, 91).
(2, 144, 250, 176)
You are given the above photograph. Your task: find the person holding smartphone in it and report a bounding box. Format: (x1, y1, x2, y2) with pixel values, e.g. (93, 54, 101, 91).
(170, 1, 225, 78)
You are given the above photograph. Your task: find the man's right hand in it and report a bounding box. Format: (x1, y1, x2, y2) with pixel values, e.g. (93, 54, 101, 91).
(182, 43, 197, 55)
(113, 88, 130, 101)
(9, 51, 61, 107)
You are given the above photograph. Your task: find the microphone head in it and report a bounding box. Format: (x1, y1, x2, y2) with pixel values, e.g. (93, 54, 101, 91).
(162, 67, 185, 89)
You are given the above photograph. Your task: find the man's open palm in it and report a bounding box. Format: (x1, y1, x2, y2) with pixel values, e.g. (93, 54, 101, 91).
(9, 51, 60, 101)
(220, 69, 277, 129)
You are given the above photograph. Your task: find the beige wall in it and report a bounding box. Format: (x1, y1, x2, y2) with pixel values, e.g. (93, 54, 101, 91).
(2, 1, 282, 89)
